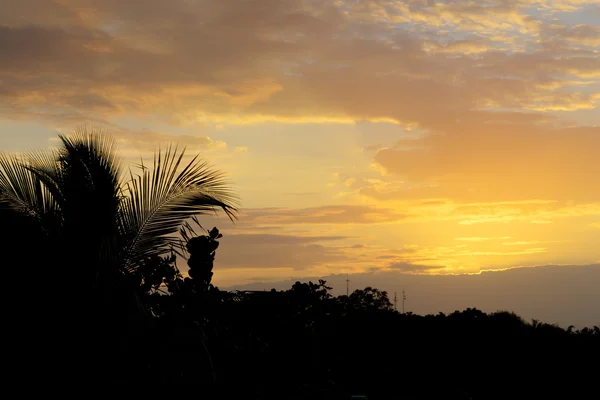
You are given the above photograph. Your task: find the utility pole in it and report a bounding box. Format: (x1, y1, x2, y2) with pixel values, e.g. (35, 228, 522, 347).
(346, 274, 350, 297)
(394, 292, 398, 311)
(402, 289, 406, 314)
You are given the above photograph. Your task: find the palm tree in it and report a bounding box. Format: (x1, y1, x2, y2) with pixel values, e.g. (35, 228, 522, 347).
(1, 126, 238, 382)
(0, 125, 238, 316)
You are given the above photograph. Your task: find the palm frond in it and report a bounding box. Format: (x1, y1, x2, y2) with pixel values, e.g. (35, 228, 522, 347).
(0, 152, 58, 224)
(25, 126, 124, 281)
(25, 125, 122, 220)
(25, 148, 65, 213)
(120, 145, 239, 270)
(57, 125, 122, 186)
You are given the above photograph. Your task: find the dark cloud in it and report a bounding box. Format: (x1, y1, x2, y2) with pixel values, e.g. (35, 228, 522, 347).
(222, 233, 348, 245)
(214, 232, 350, 269)
(350, 244, 366, 249)
(386, 262, 444, 272)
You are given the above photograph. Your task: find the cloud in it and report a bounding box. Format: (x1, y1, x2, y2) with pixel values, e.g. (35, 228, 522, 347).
(545, 23, 600, 47)
(502, 240, 543, 246)
(193, 212, 439, 273)
(105, 129, 229, 159)
(368, 125, 600, 203)
(453, 248, 548, 256)
(455, 237, 512, 242)
(386, 262, 445, 272)
(236, 205, 408, 225)
(194, 198, 599, 277)
(0, 0, 598, 129)
(214, 233, 350, 270)
(221, 233, 348, 245)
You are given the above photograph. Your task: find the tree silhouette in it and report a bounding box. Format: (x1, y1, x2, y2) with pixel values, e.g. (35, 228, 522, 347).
(0, 126, 238, 383)
(1, 126, 237, 288)
(346, 286, 393, 312)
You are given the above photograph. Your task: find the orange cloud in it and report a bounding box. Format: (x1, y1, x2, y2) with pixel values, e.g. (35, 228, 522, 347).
(370, 125, 599, 203)
(234, 205, 408, 226)
(0, 0, 597, 129)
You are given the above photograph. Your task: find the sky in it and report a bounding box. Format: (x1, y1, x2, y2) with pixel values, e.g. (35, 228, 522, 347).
(0, 0, 599, 325)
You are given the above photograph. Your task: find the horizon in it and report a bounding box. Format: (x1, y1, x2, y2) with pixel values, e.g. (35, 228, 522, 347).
(1, 1, 599, 327)
(221, 264, 600, 328)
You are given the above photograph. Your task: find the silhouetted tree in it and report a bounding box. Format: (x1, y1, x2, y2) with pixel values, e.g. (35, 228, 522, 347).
(346, 286, 393, 312)
(163, 281, 598, 398)
(0, 126, 237, 383)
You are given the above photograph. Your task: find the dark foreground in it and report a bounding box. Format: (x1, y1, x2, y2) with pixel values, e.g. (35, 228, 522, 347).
(21, 281, 597, 399)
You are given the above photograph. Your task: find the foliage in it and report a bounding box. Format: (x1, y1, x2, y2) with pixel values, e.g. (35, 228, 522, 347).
(346, 286, 393, 312)
(0, 126, 237, 298)
(0, 126, 237, 383)
(127, 267, 599, 397)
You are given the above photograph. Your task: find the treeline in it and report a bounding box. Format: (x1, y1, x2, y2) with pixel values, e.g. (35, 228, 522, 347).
(113, 231, 599, 399)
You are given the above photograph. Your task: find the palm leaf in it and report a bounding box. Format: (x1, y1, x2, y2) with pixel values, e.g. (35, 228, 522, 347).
(26, 126, 122, 233)
(120, 145, 238, 270)
(24, 126, 125, 294)
(24, 126, 123, 235)
(25, 148, 65, 212)
(0, 152, 59, 230)
(57, 126, 122, 190)
(55, 128, 122, 230)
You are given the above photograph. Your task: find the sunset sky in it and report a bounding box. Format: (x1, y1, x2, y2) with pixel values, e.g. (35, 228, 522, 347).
(1, 0, 599, 323)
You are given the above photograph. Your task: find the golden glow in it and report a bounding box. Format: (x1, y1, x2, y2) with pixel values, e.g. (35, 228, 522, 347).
(0, 0, 598, 286)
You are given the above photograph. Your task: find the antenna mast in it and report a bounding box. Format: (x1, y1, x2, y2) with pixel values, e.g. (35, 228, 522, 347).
(346, 274, 350, 297)
(394, 292, 398, 311)
(402, 289, 406, 314)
